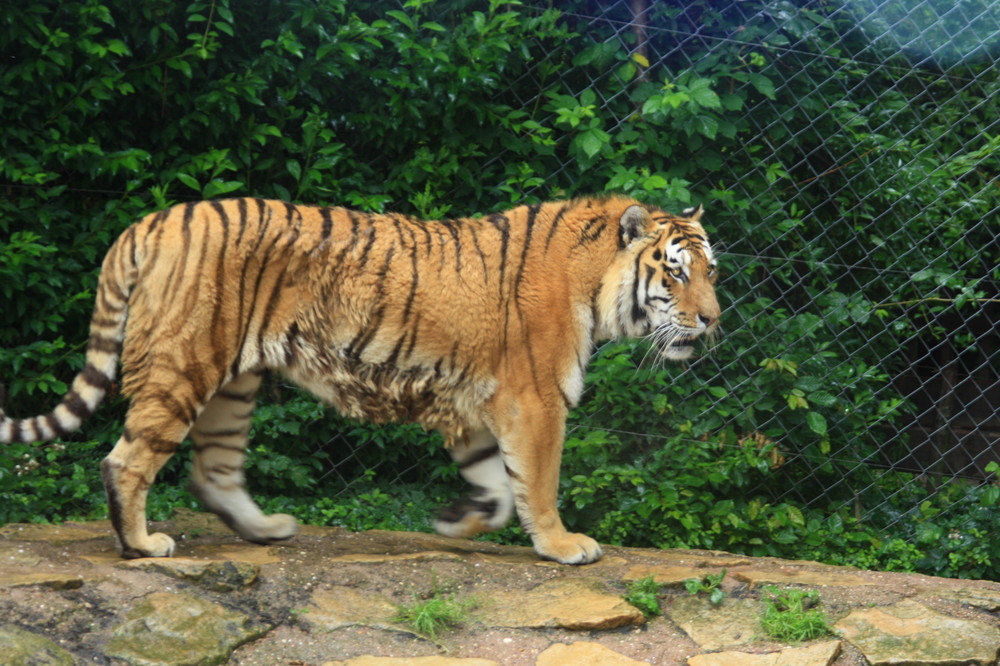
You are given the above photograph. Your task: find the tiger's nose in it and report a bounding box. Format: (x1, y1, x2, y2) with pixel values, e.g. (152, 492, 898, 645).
(698, 313, 716, 328)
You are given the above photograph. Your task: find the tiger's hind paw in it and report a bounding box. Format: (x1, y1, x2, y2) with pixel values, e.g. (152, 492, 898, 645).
(433, 492, 511, 538)
(239, 513, 299, 545)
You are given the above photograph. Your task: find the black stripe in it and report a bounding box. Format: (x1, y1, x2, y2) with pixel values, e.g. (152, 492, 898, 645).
(319, 207, 333, 239)
(385, 330, 409, 367)
(150, 390, 198, 426)
(90, 316, 121, 329)
(403, 312, 422, 361)
(210, 201, 233, 371)
(401, 225, 420, 322)
(357, 226, 377, 268)
(87, 333, 119, 353)
(257, 229, 299, 364)
(235, 198, 250, 246)
(503, 462, 522, 483)
(63, 391, 91, 420)
(81, 363, 113, 393)
(194, 441, 247, 453)
(631, 252, 646, 323)
(458, 443, 500, 469)
(513, 204, 541, 298)
(144, 433, 182, 453)
(346, 306, 386, 359)
(466, 224, 490, 281)
(230, 201, 268, 379)
(544, 202, 571, 251)
(577, 215, 607, 246)
(487, 213, 510, 291)
(194, 427, 248, 438)
(284, 321, 300, 367)
(283, 201, 298, 229)
(207, 463, 242, 475)
(45, 413, 70, 438)
(10, 418, 24, 443)
(439, 218, 462, 271)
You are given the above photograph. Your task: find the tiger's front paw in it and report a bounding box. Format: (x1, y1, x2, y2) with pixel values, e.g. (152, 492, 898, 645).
(533, 531, 603, 565)
(120, 531, 176, 559)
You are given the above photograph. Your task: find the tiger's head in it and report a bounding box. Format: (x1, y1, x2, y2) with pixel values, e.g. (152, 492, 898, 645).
(602, 202, 721, 361)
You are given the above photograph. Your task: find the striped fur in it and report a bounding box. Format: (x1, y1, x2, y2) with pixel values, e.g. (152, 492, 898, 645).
(0, 196, 720, 563)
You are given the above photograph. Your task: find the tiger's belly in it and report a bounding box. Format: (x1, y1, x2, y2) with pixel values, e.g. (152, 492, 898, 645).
(277, 349, 496, 444)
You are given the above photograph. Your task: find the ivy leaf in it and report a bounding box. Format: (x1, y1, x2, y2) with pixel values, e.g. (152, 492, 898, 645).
(576, 128, 609, 158)
(806, 412, 828, 436)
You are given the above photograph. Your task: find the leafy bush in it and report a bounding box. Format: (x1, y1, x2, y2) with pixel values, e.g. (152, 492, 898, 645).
(1, 0, 996, 582)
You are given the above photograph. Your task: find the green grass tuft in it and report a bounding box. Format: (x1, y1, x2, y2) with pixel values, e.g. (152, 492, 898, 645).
(759, 586, 835, 642)
(393, 593, 475, 639)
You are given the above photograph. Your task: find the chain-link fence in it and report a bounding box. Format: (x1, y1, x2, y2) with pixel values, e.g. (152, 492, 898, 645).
(543, 0, 999, 529)
(307, 0, 999, 539)
(1, 0, 996, 557)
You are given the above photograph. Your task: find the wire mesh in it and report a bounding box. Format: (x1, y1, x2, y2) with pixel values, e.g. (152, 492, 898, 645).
(307, 0, 998, 539)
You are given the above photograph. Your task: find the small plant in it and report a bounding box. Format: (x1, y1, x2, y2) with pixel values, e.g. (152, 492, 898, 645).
(623, 576, 663, 618)
(393, 592, 475, 639)
(684, 569, 727, 606)
(759, 586, 834, 642)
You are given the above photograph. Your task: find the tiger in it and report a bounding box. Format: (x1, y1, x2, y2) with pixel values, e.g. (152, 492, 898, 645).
(0, 196, 720, 564)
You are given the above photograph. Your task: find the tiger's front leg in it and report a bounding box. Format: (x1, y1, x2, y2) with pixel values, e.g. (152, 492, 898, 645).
(489, 392, 603, 565)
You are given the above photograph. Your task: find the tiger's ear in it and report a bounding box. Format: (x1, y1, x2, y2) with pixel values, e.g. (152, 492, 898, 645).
(619, 205, 651, 246)
(682, 204, 704, 222)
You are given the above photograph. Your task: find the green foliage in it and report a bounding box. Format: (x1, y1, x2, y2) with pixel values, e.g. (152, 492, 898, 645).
(684, 570, 728, 607)
(623, 576, 663, 618)
(0, 0, 996, 584)
(759, 587, 834, 643)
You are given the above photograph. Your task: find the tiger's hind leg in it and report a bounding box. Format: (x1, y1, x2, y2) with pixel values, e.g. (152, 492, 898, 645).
(188, 372, 298, 545)
(433, 429, 515, 538)
(101, 392, 199, 558)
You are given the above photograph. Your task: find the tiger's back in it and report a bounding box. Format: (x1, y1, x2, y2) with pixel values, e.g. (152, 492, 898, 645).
(0, 196, 720, 564)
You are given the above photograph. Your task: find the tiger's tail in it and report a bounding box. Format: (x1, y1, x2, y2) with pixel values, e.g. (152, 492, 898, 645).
(0, 226, 138, 443)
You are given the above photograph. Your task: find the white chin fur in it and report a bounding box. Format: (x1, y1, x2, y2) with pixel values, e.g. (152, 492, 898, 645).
(660, 345, 695, 361)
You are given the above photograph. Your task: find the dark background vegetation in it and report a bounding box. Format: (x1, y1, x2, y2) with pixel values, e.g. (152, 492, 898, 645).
(1, 0, 997, 579)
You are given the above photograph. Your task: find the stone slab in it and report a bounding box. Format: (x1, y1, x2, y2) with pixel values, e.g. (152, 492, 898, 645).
(0, 572, 84, 590)
(687, 640, 841, 666)
(0, 523, 105, 542)
(536, 641, 652, 665)
(105, 591, 268, 666)
(666, 596, 762, 650)
(933, 587, 1000, 611)
(487, 577, 645, 630)
(0, 546, 42, 566)
(304, 585, 398, 631)
(0, 624, 75, 666)
(623, 564, 717, 586)
(730, 568, 874, 589)
(325, 550, 464, 564)
(118, 557, 259, 590)
(323, 658, 497, 666)
(835, 599, 1000, 666)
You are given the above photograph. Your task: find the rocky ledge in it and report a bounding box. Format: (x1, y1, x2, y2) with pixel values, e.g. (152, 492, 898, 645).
(2, 509, 999, 665)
